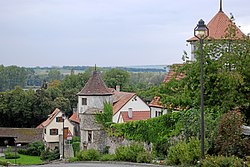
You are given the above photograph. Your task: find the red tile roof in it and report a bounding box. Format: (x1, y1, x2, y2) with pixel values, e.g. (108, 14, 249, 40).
(187, 11, 245, 42)
(163, 64, 184, 83)
(78, 71, 113, 96)
(110, 88, 136, 115)
(0, 128, 43, 143)
(149, 96, 163, 108)
(120, 111, 150, 122)
(150, 64, 184, 108)
(36, 108, 60, 128)
(69, 112, 80, 124)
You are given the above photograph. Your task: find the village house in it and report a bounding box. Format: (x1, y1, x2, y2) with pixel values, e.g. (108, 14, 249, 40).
(36, 108, 74, 150)
(111, 88, 150, 123)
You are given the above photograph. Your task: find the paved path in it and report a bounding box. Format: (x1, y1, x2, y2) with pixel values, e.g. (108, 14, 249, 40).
(20, 162, 170, 167)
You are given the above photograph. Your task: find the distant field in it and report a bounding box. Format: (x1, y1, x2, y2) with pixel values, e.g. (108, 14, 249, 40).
(32, 65, 169, 75)
(34, 69, 84, 75)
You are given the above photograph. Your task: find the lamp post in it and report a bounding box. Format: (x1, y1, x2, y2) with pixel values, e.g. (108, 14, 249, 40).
(14, 137, 17, 165)
(194, 19, 209, 160)
(62, 113, 65, 159)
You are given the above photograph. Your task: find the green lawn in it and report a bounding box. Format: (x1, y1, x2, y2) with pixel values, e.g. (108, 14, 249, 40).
(0, 154, 44, 165)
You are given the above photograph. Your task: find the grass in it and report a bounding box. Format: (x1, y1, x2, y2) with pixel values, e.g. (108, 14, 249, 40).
(0, 154, 44, 165)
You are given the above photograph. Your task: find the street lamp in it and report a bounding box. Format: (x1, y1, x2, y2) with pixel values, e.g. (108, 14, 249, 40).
(62, 113, 65, 159)
(14, 137, 17, 165)
(194, 19, 209, 160)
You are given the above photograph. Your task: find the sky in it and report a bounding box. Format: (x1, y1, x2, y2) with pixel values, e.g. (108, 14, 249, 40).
(0, 0, 250, 67)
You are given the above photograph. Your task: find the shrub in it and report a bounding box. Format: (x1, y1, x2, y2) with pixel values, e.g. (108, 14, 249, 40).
(215, 111, 250, 158)
(100, 154, 117, 161)
(0, 160, 8, 166)
(136, 151, 152, 163)
(76, 149, 100, 161)
(72, 142, 80, 155)
(4, 147, 20, 159)
(40, 148, 60, 161)
(4, 152, 20, 159)
(115, 143, 145, 162)
(166, 138, 202, 166)
(199, 155, 247, 167)
(18, 141, 44, 156)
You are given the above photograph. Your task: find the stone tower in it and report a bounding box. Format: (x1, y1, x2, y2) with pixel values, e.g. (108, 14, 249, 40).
(77, 70, 113, 151)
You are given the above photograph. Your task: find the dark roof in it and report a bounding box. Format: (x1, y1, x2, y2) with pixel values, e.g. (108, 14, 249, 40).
(0, 128, 43, 143)
(187, 10, 245, 42)
(78, 71, 113, 96)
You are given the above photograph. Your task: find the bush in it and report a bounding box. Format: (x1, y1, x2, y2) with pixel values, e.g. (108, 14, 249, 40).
(72, 142, 80, 155)
(215, 111, 250, 158)
(0, 160, 8, 166)
(4, 152, 20, 159)
(115, 143, 145, 162)
(136, 151, 152, 163)
(4, 147, 20, 159)
(100, 154, 117, 161)
(18, 141, 44, 156)
(40, 148, 60, 161)
(166, 138, 202, 166)
(76, 149, 100, 161)
(199, 155, 247, 167)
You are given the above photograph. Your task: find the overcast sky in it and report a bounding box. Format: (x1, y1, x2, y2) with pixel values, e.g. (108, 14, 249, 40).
(0, 0, 249, 67)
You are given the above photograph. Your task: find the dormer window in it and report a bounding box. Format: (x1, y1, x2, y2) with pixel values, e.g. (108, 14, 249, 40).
(82, 98, 87, 105)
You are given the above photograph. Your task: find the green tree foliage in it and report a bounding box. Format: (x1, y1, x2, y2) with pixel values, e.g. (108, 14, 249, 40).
(103, 68, 129, 90)
(0, 65, 29, 91)
(95, 102, 113, 128)
(47, 69, 63, 82)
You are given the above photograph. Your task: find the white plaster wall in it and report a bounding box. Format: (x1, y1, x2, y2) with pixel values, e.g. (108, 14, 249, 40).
(78, 95, 112, 113)
(113, 96, 150, 123)
(44, 112, 75, 143)
(150, 106, 168, 118)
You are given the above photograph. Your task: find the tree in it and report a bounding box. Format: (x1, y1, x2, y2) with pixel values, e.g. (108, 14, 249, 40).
(103, 68, 129, 90)
(47, 69, 63, 82)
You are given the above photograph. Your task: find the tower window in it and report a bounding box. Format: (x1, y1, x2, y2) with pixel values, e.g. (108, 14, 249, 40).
(82, 98, 87, 105)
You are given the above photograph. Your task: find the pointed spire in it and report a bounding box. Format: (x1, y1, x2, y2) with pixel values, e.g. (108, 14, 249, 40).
(219, 0, 223, 12)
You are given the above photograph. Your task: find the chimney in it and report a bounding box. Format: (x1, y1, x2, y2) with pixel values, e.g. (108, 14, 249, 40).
(116, 85, 120, 92)
(128, 108, 133, 119)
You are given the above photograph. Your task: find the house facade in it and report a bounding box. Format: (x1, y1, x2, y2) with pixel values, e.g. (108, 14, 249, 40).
(111, 89, 150, 123)
(187, 0, 245, 61)
(37, 108, 74, 149)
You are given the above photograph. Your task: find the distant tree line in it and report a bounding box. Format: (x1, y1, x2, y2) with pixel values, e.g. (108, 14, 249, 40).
(0, 66, 164, 128)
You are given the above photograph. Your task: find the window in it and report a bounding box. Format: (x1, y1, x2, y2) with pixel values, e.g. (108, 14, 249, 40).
(82, 98, 87, 105)
(155, 111, 162, 117)
(87, 131, 93, 143)
(50, 129, 58, 135)
(56, 117, 63, 122)
(44, 129, 46, 134)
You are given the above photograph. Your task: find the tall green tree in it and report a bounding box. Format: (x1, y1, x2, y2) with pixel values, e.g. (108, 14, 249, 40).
(103, 68, 129, 91)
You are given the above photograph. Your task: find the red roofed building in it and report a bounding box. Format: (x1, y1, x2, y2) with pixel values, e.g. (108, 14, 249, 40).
(111, 88, 150, 123)
(187, 0, 246, 61)
(118, 111, 150, 123)
(36, 108, 74, 150)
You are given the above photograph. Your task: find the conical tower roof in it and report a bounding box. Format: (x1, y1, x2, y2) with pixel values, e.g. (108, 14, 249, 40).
(77, 71, 113, 96)
(187, 2, 245, 42)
